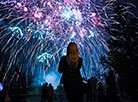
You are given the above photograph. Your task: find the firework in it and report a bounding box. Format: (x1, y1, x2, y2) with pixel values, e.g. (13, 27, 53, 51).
(0, 0, 132, 88)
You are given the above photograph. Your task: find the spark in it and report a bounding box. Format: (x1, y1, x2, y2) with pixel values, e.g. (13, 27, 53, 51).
(0, 0, 133, 87)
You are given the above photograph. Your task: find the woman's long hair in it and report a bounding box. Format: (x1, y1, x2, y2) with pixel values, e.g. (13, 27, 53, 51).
(67, 42, 78, 56)
(66, 42, 79, 68)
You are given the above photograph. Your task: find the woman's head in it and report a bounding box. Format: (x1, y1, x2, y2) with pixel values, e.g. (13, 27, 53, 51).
(107, 69, 114, 76)
(67, 42, 78, 55)
(67, 42, 79, 68)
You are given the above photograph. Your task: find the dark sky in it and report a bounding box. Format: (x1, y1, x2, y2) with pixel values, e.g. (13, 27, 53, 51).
(120, 0, 138, 16)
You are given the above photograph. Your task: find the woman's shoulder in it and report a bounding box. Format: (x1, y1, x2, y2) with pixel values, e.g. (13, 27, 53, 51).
(79, 57, 83, 62)
(61, 55, 67, 60)
(60, 56, 67, 63)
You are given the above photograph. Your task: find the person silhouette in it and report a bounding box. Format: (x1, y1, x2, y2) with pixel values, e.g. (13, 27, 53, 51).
(58, 42, 83, 102)
(97, 81, 104, 102)
(41, 82, 48, 102)
(106, 69, 118, 102)
(47, 83, 53, 102)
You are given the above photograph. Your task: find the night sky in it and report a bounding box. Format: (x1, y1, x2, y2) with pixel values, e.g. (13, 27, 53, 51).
(0, 0, 137, 89)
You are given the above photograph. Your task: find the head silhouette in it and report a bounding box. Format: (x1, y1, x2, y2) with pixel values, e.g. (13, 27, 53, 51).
(67, 42, 79, 68)
(49, 83, 53, 87)
(107, 69, 114, 76)
(67, 42, 78, 56)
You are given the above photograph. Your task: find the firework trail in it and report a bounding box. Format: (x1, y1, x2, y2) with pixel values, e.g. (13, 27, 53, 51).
(0, 0, 136, 88)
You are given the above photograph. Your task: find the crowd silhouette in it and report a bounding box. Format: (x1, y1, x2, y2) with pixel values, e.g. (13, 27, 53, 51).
(0, 67, 134, 102)
(0, 42, 136, 102)
(41, 82, 54, 102)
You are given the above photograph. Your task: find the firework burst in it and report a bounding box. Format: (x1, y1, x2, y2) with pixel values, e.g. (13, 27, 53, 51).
(0, 0, 135, 88)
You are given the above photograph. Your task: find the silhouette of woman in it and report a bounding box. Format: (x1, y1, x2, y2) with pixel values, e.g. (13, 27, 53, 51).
(58, 42, 83, 102)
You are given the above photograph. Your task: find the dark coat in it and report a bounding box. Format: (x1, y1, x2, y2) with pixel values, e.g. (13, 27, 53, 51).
(58, 56, 84, 102)
(58, 56, 83, 84)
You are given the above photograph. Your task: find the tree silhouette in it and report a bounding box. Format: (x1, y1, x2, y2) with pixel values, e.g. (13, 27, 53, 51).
(100, 1, 138, 98)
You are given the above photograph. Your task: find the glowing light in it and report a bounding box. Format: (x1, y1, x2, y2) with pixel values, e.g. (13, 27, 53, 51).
(62, 48, 67, 55)
(37, 52, 53, 66)
(91, 12, 96, 17)
(73, 9, 83, 22)
(79, 28, 87, 38)
(44, 19, 48, 24)
(45, 72, 60, 89)
(9, 26, 24, 38)
(17, 2, 22, 7)
(47, 1, 52, 8)
(44, 19, 50, 25)
(25, 23, 48, 40)
(89, 30, 95, 38)
(63, 0, 76, 6)
(34, 11, 44, 19)
(0, 83, 4, 91)
(70, 31, 76, 39)
(0, 0, 119, 87)
(61, 6, 73, 20)
(24, 7, 28, 12)
(59, 6, 62, 10)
